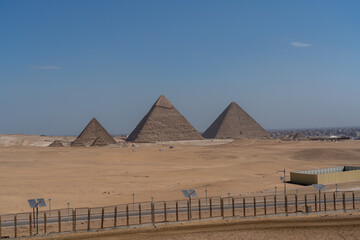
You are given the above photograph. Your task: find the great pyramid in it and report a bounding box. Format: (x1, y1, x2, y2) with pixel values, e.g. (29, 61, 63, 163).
(203, 102, 270, 139)
(49, 140, 64, 147)
(71, 118, 116, 146)
(126, 95, 203, 142)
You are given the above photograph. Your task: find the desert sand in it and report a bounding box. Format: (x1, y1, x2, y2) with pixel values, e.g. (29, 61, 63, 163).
(1, 135, 360, 215)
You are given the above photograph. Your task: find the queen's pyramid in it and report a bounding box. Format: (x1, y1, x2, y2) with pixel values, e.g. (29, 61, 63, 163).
(126, 95, 203, 142)
(71, 118, 116, 146)
(91, 136, 107, 147)
(49, 140, 64, 147)
(203, 102, 270, 139)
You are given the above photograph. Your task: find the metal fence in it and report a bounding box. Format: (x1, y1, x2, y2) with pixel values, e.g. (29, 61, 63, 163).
(1, 191, 360, 238)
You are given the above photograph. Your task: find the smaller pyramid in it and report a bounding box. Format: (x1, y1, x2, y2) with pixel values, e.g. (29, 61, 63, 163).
(70, 138, 85, 147)
(203, 102, 270, 139)
(49, 140, 64, 147)
(71, 118, 116, 147)
(91, 137, 107, 147)
(127, 95, 203, 142)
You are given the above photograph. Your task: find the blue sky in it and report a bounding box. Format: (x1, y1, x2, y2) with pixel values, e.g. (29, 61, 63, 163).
(0, 0, 359, 135)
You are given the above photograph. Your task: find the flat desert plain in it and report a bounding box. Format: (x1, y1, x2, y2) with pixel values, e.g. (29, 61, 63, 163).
(1, 135, 360, 214)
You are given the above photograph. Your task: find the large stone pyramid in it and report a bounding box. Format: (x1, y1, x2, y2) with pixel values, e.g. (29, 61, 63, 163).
(71, 118, 116, 146)
(126, 95, 203, 142)
(203, 102, 270, 139)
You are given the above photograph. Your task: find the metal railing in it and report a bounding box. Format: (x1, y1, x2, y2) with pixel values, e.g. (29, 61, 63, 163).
(1, 191, 359, 238)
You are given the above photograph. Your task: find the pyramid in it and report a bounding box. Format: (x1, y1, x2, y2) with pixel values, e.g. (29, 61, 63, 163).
(126, 95, 203, 142)
(91, 136, 107, 147)
(71, 118, 116, 146)
(70, 138, 85, 147)
(49, 140, 64, 147)
(203, 102, 270, 139)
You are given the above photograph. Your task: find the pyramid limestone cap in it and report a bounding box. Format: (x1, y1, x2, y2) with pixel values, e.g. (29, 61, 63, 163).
(154, 95, 173, 108)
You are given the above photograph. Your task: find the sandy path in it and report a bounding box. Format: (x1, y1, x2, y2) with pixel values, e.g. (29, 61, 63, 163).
(32, 213, 360, 240)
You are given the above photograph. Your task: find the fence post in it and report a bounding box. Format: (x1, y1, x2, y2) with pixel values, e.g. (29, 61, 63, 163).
(353, 192, 355, 209)
(187, 200, 190, 220)
(14, 215, 17, 238)
(29, 214, 32, 236)
(114, 206, 117, 227)
(151, 202, 155, 225)
(232, 197, 235, 217)
(264, 196, 267, 215)
(44, 212, 47, 234)
(198, 199, 201, 219)
(73, 209, 76, 232)
(139, 204, 142, 224)
(324, 193, 327, 211)
(253, 197, 256, 216)
(295, 194, 298, 212)
(87, 208, 91, 230)
(221, 198, 224, 218)
(126, 205, 129, 226)
(315, 194, 317, 212)
(176, 201, 179, 221)
(285, 196, 288, 216)
(164, 202, 167, 222)
(343, 192, 346, 210)
(209, 198, 213, 218)
(274, 195, 277, 214)
(243, 198, 246, 217)
(101, 208, 105, 229)
(333, 192, 336, 210)
(58, 210, 61, 233)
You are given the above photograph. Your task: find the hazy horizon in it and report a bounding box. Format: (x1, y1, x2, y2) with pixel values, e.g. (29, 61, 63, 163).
(1, 1, 359, 136)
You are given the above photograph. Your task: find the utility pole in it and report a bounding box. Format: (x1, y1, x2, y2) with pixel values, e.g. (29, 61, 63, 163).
(205, 189, 208, 206)
(132, 193, 135, 211)
(48, 198, 51, 216)
(277, 169, 286, 197)
(336, 184, 338, 197)
(67, 203, 70, 222)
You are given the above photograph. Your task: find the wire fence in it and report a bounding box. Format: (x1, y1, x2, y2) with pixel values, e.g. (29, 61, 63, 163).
(1, 191, 360, 238)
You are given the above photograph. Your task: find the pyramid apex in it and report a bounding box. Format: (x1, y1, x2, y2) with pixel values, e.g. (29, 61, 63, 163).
(154, 95, 173, 108)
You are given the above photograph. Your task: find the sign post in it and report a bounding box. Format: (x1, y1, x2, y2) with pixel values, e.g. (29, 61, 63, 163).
(182, 189, 197, 219)
(27, 198, 47, 235)
(312, 184, 327, 211)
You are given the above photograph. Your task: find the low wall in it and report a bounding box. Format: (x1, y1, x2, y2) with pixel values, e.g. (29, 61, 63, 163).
(290, 172, 318, 185)
(317, 169, 360, 184)
(291, 167, 360, 185)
